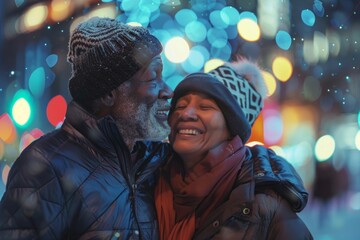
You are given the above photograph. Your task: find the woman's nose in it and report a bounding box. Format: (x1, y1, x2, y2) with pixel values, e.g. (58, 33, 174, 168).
(180, 106, 198, 121)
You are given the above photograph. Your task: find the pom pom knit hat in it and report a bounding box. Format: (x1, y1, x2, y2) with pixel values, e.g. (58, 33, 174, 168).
(170, 60, 267, 143)
(67, 17, 162, 101)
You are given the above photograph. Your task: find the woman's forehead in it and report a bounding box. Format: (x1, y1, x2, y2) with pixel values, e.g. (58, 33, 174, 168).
(177, 92, 216, 102)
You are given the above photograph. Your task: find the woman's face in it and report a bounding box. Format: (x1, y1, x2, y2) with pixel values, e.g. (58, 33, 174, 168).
(168, 92, 231, 160)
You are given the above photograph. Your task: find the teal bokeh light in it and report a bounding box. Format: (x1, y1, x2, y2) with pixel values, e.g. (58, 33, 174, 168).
(185, 21, 207, 42)
(166, 74, 184, 90)
(120, 0, 139, 12)
(46, 54, 58, 68)
(275, 31, 292, 50)
(301, 9, 316, 26)
(207, 28, 228, 48)
(220, 6, 239, 25)
(192, 45, 210, 62)
(139, 0, 160, 13)
(181, 49, 205, 73)
(175, 9, 197, 26)
(239, 11, 257, 22)
(210, 42, 231, 61)
(209, 10, 228, 29)
(29, 67, 45, 98)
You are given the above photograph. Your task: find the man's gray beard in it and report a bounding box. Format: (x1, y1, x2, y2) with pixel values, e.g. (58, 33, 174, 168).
(113, 100, 170, 144)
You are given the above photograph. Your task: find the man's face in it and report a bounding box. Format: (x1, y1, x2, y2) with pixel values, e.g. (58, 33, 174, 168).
(111, 56, 173, 142)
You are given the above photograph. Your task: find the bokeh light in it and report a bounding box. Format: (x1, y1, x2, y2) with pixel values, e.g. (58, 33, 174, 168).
(272, 56, 293, 82)
(19, 132, 35, 153)
(262, 71, 277, 96)
(12, 98, 31, 126)
(301, 9, 316, 26)
(207, 28, 228, 48)
(237, 18, 261, 42)
(164, 37, 190, 63)
(209, 10, 228, 29)
(46, 95, 67, 127)
(0, 114, 17, 144)
(315, 134, 335, 162)
(203, 58, 224, 73)
(220, 6, 239, 25)
(275, 30, 292, 50)
(29, 67, 45, 98)
(313, 0, 325, 17)
(181, 49, 205, 73)
(185, 21, 207, 42)
(175, 9, 197, 26)
(355, 130, 360, 151)
(10, 89, 34, 128)
(2, 165, 10, 186)
(50, 0, 73, 22)
(20, 3, 48, 33)
(0, 140, 4, 160)
(264, 109, 283, 145)
(349, 192, 360, 210)
(46, 54, 58, 68)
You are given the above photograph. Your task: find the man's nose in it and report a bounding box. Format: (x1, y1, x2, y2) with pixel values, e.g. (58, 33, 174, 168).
(159, 81, 174, 100)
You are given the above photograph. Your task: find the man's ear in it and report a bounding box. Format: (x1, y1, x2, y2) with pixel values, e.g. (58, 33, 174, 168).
(100, 89, 117, 107)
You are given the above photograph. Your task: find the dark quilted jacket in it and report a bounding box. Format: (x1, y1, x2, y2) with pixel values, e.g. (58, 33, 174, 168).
(194, 149, 313, 240)
(0, 102, 171, 240)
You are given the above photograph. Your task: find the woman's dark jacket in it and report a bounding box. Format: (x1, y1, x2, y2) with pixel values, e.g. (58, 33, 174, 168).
(194, 147, 313, 240)
(0, 102, 171, 240)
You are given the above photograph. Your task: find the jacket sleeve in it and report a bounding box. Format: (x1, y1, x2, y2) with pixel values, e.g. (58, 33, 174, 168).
(0, 146, 66, 240)
(250, 145, 309, 212)
(266, 192, 313, 240)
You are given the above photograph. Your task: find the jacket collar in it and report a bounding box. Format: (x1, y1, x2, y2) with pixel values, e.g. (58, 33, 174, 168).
(62, 101, 128, 158)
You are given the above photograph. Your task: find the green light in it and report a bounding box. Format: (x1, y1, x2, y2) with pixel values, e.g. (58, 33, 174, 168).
(10, 89, 34, 127)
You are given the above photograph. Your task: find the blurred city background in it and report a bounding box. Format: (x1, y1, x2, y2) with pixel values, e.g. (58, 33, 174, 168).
(0, 0, 359, 239)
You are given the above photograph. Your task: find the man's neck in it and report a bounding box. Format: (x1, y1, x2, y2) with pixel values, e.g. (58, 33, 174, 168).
(115, 123, 137, 153)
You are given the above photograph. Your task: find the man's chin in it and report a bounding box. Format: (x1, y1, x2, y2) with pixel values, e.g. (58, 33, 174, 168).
(146, 124, 170, 141)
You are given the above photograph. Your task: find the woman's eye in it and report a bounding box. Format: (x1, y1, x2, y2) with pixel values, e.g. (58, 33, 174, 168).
(175, 105, 186, 110)
(200, 105, 213, 110)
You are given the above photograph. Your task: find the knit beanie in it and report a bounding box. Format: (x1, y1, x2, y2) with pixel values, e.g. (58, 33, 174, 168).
(67, 17, 162, 101)
(171, 60, 267, 143)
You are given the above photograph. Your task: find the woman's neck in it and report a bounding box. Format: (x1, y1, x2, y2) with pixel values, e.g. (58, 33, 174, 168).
(181, 152, 206, 170)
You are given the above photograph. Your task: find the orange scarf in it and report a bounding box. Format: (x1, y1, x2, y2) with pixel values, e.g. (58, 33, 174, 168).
(155, 136, 246, 240)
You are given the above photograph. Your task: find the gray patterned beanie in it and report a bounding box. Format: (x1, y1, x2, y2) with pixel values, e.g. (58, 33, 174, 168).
(171, 60, 267, 143)
(67, 17, 162, 101)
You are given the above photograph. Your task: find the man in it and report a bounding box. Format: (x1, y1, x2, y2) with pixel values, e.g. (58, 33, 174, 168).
(0, 17, 173, 239)
(0, 17, 308, 240)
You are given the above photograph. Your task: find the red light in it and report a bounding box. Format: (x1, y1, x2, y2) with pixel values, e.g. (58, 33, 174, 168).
(46, 95, 67, 127)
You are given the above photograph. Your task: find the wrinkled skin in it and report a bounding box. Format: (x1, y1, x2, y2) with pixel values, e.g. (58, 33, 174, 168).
(111, 56, 173, 148)
(169, 92, 231, 169)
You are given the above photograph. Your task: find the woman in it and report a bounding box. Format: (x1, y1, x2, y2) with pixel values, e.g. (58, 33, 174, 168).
(155, 60, 312, 239)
